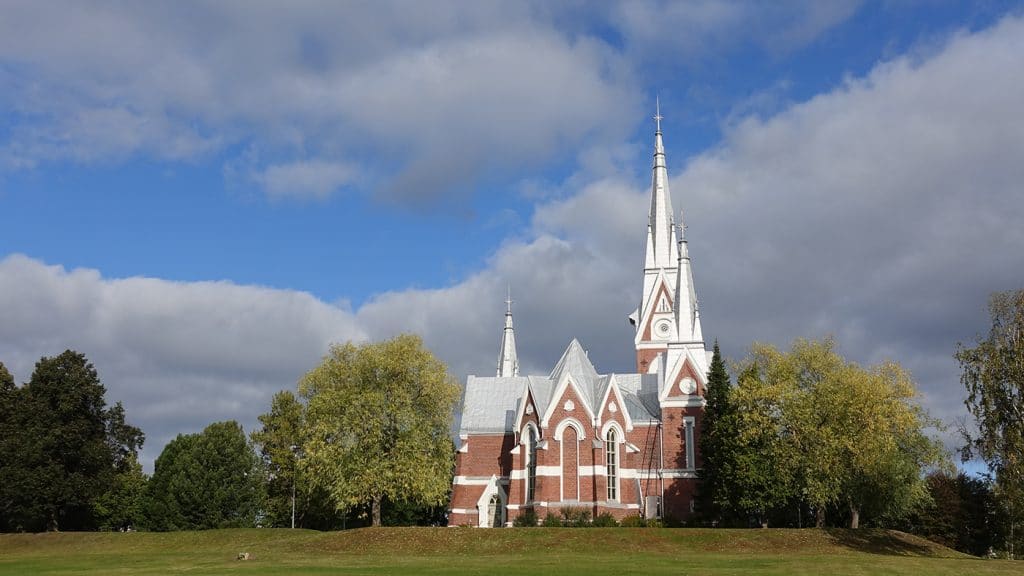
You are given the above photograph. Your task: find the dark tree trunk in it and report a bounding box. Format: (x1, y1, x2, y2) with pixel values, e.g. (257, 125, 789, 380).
(372, 495, 381, 527)
(816, 507, 826, 528)
(849, 504, 860, 529)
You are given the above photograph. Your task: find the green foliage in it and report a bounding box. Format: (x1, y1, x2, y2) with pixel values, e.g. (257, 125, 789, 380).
(957, 289, 1024, 557)
(299, 335, 460, 527)
(251, 391, 306, 528)
(905, 471, 998, 557)
(733, 339, 946, 528)
(92, 454, 147, 531)
(143, 421, 264, 531)
(541, 512, 562, 527)
(512, 508, 538, 527)
(696, 340, 742, 525)
(592, 512, 618, 527)
(0, 351, 144, 532)
(560, 507, 591, 527)
(619, 514, 646, 527)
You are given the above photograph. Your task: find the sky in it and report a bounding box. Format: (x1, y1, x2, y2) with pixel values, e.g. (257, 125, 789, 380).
(1, 0, 1023, 472)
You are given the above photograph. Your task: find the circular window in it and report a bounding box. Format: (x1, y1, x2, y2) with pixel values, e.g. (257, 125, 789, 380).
(680, 377, 696, 394)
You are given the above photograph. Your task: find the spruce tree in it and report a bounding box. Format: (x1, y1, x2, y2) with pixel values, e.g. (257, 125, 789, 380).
(696, 340, 736, 525)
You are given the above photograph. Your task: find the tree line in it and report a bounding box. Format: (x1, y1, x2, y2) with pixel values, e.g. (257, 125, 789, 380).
(1, 291, 1021, 559)
(696, 288, 1024, 558)
(0, 335, 457, 532)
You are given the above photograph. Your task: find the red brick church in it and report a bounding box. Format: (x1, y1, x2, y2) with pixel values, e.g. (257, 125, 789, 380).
(448, 110, 710, 527)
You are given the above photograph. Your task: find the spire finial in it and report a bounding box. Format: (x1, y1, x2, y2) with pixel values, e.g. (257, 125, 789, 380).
(654, 96, 663, 133)
(505, 284, 513, 314)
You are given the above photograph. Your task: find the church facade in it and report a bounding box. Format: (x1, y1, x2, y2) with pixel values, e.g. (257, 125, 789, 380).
(448, 113, 710, 527)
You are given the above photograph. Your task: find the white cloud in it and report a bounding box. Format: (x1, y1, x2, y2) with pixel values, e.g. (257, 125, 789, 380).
(0, 1, 636, 200)
(3, 14, 1022, 468)
(0, 1, 866, 198)
(255, 160, 356, 199)
(0, 254, 365, 470)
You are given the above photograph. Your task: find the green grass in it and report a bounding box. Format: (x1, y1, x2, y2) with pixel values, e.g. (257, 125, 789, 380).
(0, 527, 1018, 575)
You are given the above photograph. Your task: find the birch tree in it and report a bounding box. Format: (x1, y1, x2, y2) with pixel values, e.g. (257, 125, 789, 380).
(957, 289, 1024, 557)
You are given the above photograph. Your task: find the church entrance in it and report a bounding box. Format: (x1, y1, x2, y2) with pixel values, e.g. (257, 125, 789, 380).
(487, 494, 503, 527)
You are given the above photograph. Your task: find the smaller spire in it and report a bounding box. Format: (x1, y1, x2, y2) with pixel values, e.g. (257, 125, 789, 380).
(497, 287, 520, 377)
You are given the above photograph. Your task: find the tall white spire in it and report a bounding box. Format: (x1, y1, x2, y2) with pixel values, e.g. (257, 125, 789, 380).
(645, 98, 680, 270)
(497, 287, 519, 377)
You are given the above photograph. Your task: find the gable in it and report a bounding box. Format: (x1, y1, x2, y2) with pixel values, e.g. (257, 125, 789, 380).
(640, 279, 675, 341)
(541, 375, 594, 431)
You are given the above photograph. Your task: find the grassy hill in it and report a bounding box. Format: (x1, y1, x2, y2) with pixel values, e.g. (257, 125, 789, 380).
(0, 527, 1016, 575)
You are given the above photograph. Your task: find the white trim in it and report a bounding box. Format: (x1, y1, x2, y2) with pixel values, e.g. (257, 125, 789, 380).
(597, 377, 634, 432)
(559, 422, 581, 501)
(476, 476, 507, 528)
(604, 426, 621, 503)
(684, 416, 696, 470)
(661, 469, 699, 479)
(453, 476, 496, 486)
(660, 397, 706, 409)
(534, 501, 642, 510)
(540, 375, 596, 428)
(511, 382, 535, 436)
(450, 508, 475, 515)
(553, 417, 587, 441)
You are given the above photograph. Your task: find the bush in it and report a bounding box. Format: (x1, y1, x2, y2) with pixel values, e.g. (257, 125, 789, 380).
(560, 507, 591, 527)
(512, 508, 538, 527)
(619, 515, 647, 527)
(542, 512, 562, 527)
(592, 512, 618, 527)
(619, 515, 664, 527)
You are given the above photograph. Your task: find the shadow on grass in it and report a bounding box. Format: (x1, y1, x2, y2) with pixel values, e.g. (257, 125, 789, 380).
(824, 529, 939, 557)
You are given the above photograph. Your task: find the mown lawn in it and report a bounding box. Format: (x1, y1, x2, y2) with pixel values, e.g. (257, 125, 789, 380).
(0, 527, 1018, 575)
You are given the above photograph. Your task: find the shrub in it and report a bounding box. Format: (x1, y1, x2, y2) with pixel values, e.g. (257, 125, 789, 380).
(513, 508, 538, 527)
(542, 512, 562, 527)
(619, 515, 647, 527)
(592, 512, 618, 527)
(560, 507, 591, 527)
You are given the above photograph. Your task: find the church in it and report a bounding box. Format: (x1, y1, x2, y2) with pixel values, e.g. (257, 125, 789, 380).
(448, 111, 710, 527)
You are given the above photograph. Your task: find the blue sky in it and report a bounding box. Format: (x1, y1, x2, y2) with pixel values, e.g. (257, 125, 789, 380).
(2, 1, 1023, 470)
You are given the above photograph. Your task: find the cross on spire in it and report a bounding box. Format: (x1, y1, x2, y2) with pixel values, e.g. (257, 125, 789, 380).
(654, 96, 663, 133)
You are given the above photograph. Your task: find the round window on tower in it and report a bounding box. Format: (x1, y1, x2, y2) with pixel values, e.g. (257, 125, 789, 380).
(680, 377, 696, 395)
(655, 320, 671, 337)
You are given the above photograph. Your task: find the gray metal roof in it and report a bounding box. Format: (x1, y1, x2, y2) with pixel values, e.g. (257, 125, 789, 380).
(459, 340, 663, 434)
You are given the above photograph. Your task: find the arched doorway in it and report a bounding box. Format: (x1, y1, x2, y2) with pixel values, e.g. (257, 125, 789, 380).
(487, 494, 503, 527)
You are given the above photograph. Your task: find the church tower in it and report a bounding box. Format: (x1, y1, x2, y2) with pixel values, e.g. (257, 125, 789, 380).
(630, 103, 708, 395)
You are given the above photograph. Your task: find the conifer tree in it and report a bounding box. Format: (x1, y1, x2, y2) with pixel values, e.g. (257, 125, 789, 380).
(696, 341, 738, 525)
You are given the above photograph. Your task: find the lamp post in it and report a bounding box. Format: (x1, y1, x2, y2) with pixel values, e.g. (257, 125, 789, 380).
(290, 444, 300, 529)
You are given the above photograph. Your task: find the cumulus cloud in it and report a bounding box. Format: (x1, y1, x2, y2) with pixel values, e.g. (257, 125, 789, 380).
(2, 14, 1022, 467)
(0, 1, 637, 200)
(0, 1, 866, 198)
(0, 255, 365, 469)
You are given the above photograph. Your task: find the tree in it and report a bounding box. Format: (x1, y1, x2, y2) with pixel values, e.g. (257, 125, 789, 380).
(0, 351, 144, 531)
(252, 391, 308, 528)
(734, 339, 944, 528)
(907, 471, 998, 556)
(144, 421, 264, 530)
(300, 334, 460, 527)
(957, 289, 1024, 557)
(696, 341, 741, 525)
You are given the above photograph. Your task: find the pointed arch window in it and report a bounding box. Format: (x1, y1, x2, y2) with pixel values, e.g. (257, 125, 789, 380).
(526, 426, 537, 502)
(606, 428, 618, 501)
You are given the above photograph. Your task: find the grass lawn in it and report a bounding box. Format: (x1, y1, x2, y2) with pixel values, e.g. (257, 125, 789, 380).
(0, 527, 1018, 575)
